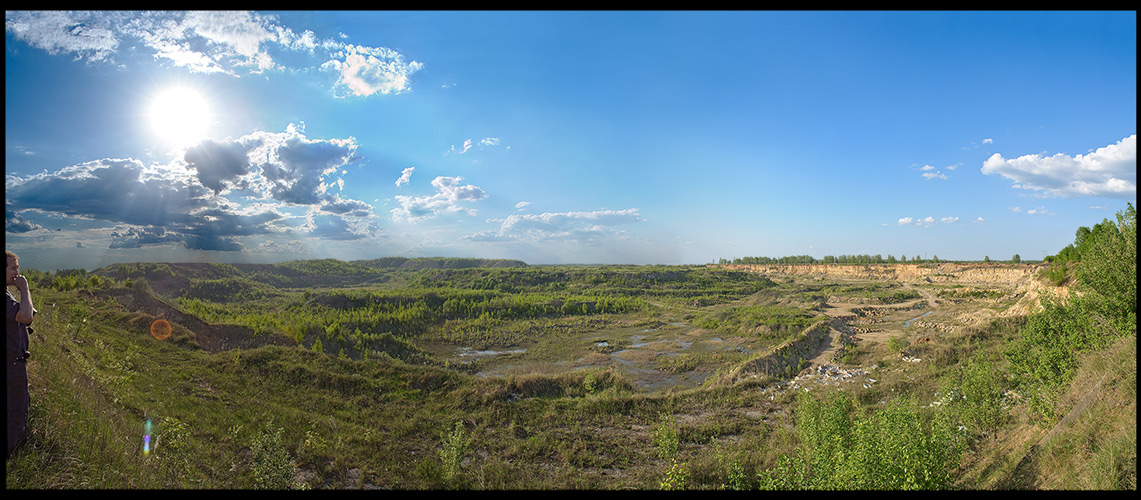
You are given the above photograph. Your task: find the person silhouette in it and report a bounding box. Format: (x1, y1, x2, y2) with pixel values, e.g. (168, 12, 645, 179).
(7, 250, 36, 458)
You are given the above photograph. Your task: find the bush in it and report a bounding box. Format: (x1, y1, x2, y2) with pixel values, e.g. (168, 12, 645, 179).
(755, 391, 963, 489)
(249, 425, 302, 489)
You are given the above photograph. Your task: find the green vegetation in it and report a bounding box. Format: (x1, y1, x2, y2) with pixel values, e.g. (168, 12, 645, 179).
(5, 205, 1134, 490)
(1007, 203, 1135, 423)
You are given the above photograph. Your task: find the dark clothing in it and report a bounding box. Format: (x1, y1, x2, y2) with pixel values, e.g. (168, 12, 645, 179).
(7, 290, 32, 458)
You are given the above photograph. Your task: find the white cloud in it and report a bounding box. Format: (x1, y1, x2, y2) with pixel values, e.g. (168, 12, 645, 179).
(391, 176, 487, 222)
(981, 134, 1136, 198)
(480, 137, 500, 147)
(515, 201, 531, 210)
(4, 122, 377, 251)
(324, 43, 423, 97)
(922, 171, 949, 180)
(395, 167, 414, 187)
(6, 11, 422, 95)
(982, 138, 993, 144)
(973, 217, 986, 224)
(465, 208, 643, 243)
(4, 11, 119, 62)
(897, 216, 958, 228)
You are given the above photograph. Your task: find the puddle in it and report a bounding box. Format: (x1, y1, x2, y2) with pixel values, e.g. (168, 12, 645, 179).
(903, 310, 933, 327)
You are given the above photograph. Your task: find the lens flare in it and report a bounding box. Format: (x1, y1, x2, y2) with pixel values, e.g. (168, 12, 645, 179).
(143, 419, 152, 455)
(150, 319, 172, 340)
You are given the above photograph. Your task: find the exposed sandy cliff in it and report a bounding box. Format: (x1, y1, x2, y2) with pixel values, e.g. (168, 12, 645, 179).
(716, 262, 1043, 286)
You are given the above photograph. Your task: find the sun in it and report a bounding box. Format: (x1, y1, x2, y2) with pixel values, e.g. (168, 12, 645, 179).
(146, 86, 213, 149)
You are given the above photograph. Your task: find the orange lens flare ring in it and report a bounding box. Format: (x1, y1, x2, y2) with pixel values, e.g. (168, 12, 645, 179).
(150, 319, 172, 340)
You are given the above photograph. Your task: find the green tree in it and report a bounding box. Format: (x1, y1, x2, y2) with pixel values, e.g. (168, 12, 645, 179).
(1011, 254, 1021, 263)
(1074, 203, 1136, 337)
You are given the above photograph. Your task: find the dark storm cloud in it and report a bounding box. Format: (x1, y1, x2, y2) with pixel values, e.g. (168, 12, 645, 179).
(5, 209, 45, 233)
(5, 124, 374, 252)
(184, 139, 253, 194)
(5, 158, 272, 252)
(320, 195, 372, 217)
(109, 226, 183, 249)
(5, 159, 207, 228)
(257, 132, 359, 206)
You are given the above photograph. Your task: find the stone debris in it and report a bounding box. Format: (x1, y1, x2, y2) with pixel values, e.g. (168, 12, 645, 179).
(901, 355, 922, 363)
(762, 364, 876, 395)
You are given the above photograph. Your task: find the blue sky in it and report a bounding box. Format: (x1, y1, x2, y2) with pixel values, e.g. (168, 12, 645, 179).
(5, 11, 1137, 271)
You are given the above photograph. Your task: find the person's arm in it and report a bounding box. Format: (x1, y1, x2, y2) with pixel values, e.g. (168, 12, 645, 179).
(13, 275, 34, 325)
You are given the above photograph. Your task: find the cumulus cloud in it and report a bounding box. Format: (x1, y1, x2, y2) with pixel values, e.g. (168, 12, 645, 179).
(897, 215, 960, 228)
(916, 164, 950, 180)
(319, 195, 372, 217)
(258, 132, 358, 204)
(302, 213, 377, 240)
(391, 176, 488, 222)
(981, 134, 1136, 198)
(464, 208, 643, 243)
(4, 124, 374, 252)
(5, 10, 421, 95)
(109, 225, 184, 249)
(5, 209, 46, 233)
(322, 43, 423, 97)
(394, 167, 414, 187)
(184, 139, 255, 194)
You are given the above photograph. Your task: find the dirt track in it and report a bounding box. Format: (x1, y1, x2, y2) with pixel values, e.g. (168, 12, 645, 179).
(804, 283, 937, 366)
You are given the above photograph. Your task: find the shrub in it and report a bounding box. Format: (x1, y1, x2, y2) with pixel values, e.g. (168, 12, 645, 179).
(438, 421, 469, 485)
(756, 391, 963, 489)
(249, 425, 302, 489)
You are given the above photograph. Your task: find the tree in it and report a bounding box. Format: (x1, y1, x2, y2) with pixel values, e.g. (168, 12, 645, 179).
(983, 256, 990, 263)
(1011, 254, 1021, 263)
(1074, 202, 1136, 336)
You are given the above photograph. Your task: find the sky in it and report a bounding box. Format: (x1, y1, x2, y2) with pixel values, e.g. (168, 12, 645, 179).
(4, 10, 1137, 271)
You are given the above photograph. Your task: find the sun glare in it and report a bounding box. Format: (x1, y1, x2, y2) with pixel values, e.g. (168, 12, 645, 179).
(146, 86, 212, 149)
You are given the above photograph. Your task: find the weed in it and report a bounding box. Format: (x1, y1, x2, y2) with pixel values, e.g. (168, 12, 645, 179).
(249, 424, 304, 489)
(438, 421, 469, 486)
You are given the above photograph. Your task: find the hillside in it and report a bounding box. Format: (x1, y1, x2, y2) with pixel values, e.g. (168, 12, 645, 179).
(5, 219, 1134, 490)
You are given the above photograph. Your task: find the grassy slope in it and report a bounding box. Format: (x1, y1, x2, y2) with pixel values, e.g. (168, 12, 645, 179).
(5, 265, 1135, 489)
